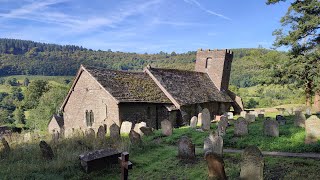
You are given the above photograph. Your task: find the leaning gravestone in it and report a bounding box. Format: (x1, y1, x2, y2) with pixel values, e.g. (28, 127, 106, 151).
(39, 140, 54, 160)
(305, 115, 320, 144)
(201, 108, 211, 131)
(204, 133, 223, 156)
(1, 137, 10, 154)
(97, 125, 107, 140)
(190, 116, 198, 128)
(263, 118, 279, 137)
(234, 117, 248, 136)
(205, 151, 227, 180)
(177, 136, 195, 160)
(109, 123, 120, 139)
(245, 114, 256, 123)
(294, 111, 306, 128)
(85, 128, 95, 139)
(140, 127, 153, 136)
(120, 121, 132, 134)
(129, 130, 142, 145)
(240, 146, 264, 180)
(161, 120, 172, 136)
(240, 111, 247, 118)
(133, 122, 146, 136)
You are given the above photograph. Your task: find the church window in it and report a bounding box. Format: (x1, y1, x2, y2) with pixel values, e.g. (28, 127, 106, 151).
(89, 110, 94, 126)
(85, 110, 94, 127)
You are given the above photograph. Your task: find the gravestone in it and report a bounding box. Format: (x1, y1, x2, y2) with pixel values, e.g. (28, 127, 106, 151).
(234, 117, 248, 136)
(264, 118, 279, 137)
(203, 133, 223, 156)
(205, 151, 227, 180)
(245, 114, 256, 123)
(240, 111, 247, 118)
(140, 127, 154, 136)
(258, 114, 264, 118)
(217, 116, 228, 136)
(276, 115, 286, 125)
(177, 136, 196, 160)
(201, 108, 211, 131)
(79, 148, 121, 173)
(217, 123, 226, 136)
(306, 108, 311, 115)
(85, 128, 95, 139)
(197, 112, 203, 126)
(251, 111, 259, 117)
(161, 120, 172, 136)
(240, 146, 264, 180)
(1, 137, 10, 154)
(120, 121, 132, 134)
(227, 112, 234, 119)
(39, 140, 54, 160)
(305, 115, 320, 144)
(294, 111, 306, 128)
(52, 131, 60, 144)
(110, 123, 120, 139)
(133, 122, 146, 136)
(190, 116, 198, 128)
(97, 125, 107, 140)
(129, 130, 142, 145)
(118, 152, 133, 180)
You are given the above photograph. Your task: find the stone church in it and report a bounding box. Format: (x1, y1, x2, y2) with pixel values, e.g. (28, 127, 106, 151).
(48, 49, 243, 136)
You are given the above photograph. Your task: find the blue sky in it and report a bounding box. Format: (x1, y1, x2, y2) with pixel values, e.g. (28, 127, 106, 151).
(0, 0, 290, 53)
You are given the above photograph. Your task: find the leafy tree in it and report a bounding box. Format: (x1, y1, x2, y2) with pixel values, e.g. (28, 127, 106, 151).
(11, 87, 24, 101)
(0, 108, 13, 125)
(23, 80, 49, 109)
(267, 0, 320, 106)
(13, 108, 25, 124)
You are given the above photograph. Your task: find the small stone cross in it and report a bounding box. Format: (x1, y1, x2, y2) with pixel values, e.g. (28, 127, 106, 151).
(118, 152, 133, 180)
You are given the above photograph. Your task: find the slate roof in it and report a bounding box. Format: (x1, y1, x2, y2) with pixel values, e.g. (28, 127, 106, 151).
(84, 66, 171, 103)
(147, 67, 233, 105)
(53, 114, 64, 127)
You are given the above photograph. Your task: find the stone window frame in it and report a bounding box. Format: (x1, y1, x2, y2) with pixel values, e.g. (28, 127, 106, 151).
(205, 57, 212, 69)
(85, 110, 94, 127)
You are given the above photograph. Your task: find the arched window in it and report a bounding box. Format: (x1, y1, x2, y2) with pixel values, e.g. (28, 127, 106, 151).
(89, 110, 94, 126)
(205, 57, 212, 68)
(85, 110, 90, 126)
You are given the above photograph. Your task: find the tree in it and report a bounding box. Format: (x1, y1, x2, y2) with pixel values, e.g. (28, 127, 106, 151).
(267, 0, 320, 106)
(23, 80, 49, 109)
(13, 108, 25, 124)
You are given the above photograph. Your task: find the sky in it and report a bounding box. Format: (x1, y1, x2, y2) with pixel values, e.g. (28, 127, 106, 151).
(0, 0, 291, 53)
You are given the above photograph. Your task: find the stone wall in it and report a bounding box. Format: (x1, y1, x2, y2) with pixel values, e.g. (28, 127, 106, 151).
(63, 70, 120, 136)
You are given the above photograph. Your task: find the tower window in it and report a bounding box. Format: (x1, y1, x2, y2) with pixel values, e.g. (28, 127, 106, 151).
(205, 57, 212, 68)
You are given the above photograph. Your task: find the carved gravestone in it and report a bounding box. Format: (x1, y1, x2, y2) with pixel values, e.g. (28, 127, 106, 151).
(1, 137, 10, 154)
(234, 117, 248, 136)
(276, 115, 286, 125)
(39, 140, 54, 160)
(240, 146, 264, 180)
(85, 128, 95, 139)
(110, 123, 120, 139)
(201, 108, 211, 131)
(161, 120, 173, 136)
(190, 116, 198, 128)
(294, 111, 306, 128)
(97, 125, 107, 140)
(129, 130, 142, 145)
(120, 121, 132, 134)
(217, 116, 228, 136)
(305, 115, 320, 144)
(240, 111, 247, 118)
(245, 114, 256, 123)
(205, 151, 227, 180)
(133, 122, 146, 136)
(204, 133, 223, 156)
(264, 118, 279, 137)
(177, 136, 195, 160)
(140, 127, 154, 136)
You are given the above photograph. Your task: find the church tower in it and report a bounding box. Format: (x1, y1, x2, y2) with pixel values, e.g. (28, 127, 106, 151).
(195, 49, 233, 91)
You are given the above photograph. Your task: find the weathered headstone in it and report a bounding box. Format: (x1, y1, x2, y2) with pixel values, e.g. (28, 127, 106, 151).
(205, 151, 227, 180)
(250, 111, 259, 117)
(161, 120, 172, 136)
(177, 136, 195, 160)
(129, 130, 142, 145)
(240, 146, 264, 180)
(1, 137, 10, 154)
(305, 115, 320, 144)
(120, 121, 132, 134)
(245, 113, 256, 123)
(85, 128, 95, 139)
(133, 122, 146, 136)
(234, 117, 248, 136)
(227, 112, 234, 119)
(306, 108, 311, 116)
(201, 108, 211, 131)
(263, 118, 279, 137)
(217, 116, 228, 136)
(294, 111, 306, 128)
(204, 133, 223, 156)
(110, 123, 120, 139)
(140, 127, 154, 136)
(197, 112, 203, 126)
(39, 140, 54, 160)
(276, 115, 286, 125)
(190, 116, 198, 128)
(79, 148, 121, 173)
(52, 131, 60, 144)
(240, 111, 247, 118)
(97, 125, 107, 140)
